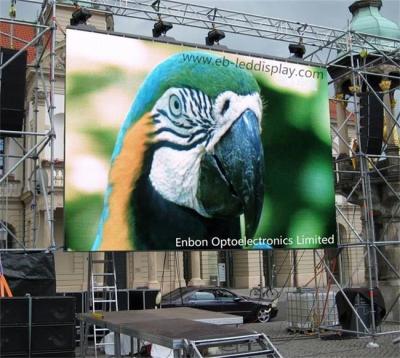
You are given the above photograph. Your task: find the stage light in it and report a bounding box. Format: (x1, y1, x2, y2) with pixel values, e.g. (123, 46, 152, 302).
(70, 2, 92, 26)
(152, 20, 173, 38)
(288, 42, 306, 59)
(205, 28, 225, 46)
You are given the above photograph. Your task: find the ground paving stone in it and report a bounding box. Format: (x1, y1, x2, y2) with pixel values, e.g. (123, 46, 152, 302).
(245, 321, 400, 358)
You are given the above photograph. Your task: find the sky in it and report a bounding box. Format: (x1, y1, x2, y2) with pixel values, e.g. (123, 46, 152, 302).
(2, 0, 399, 102)
(118, 0, 400, 56)
(2, 0, 399, 57)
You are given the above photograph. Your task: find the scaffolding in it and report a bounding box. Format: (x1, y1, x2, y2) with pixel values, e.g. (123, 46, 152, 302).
(0, 0, 399, 345)
(0, 0, 57, 251)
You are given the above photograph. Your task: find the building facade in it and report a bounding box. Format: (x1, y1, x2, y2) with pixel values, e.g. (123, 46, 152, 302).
(1, 2, 379, 294)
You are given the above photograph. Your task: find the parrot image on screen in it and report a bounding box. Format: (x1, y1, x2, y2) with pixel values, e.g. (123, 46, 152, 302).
(92, 51, 265, 250)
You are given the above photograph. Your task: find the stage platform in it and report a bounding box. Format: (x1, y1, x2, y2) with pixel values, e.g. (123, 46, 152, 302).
(80, 306, 242, 328)
(78, 307, 281, 357)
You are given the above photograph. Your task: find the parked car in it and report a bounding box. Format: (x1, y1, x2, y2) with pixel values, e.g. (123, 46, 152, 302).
(161, 286, 278, 323)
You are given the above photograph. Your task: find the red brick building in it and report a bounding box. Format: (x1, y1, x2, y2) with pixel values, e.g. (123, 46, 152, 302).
(0, 21, 36, 63)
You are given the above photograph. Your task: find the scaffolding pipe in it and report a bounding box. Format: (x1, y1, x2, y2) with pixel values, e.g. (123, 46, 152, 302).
(48, 0, 57, 248)
(0, 136, 49, 185)
(348, 38, 378, 341)
(1, 0, 397, 341)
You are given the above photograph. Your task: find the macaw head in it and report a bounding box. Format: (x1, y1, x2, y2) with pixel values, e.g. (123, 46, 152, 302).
(98, 51, 264, 250)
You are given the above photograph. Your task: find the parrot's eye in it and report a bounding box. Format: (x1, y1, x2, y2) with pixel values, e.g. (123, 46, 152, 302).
(221, 99, 230, 115)
(169, 94, 182, 117)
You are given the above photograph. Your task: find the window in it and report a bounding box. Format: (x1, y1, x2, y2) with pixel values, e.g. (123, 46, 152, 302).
(192, 291, 215, 301)
(162, 287, 194, 302)
(214, 289, 236, 301)
(0, 222, 14, 249)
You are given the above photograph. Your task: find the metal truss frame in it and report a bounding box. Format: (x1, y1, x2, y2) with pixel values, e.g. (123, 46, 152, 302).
(0, 0, 399, 345)
(309, 23, 400, 344)
(0, 0, 57, 251)
(24, 0, 400, 54)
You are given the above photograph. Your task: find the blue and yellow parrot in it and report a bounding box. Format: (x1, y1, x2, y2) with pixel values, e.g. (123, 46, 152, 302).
(92, 51, 264, 250)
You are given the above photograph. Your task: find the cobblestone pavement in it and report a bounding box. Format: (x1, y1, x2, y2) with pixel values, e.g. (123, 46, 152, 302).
(79, 289, 400, 357)
(244, 321, 400, 358)
(81, 322, 400, 357)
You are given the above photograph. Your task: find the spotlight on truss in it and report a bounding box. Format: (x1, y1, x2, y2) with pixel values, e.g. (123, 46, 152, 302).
(205, 28, 225, 46)
(70, 2, 92, 27)
(152, 19, 173, 38)
(288, 42, 306, 59)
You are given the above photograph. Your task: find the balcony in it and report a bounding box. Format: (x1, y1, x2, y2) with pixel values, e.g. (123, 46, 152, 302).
(18, 161, 64, 210)
(41, 160, 64, 190)
(0, 177, 22, 199)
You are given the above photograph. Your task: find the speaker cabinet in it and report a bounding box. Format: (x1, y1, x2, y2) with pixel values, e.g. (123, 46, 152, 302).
(58, 291, 86, 313)
(32, 297, 75, 324)
(117, 289, 129, 310)
(0, 297, 76, 326)
(31, 324, 75, 352)
(0, 325, 75, 356)
(0, 326, 28, 355)
(359, 92, 384, 155)
(0, 297, 29, 325)
(0, 48, 27, 136)
(31, 351, 75, 357)
(128, 289, 159, 310)
(0, 297, 76, 357)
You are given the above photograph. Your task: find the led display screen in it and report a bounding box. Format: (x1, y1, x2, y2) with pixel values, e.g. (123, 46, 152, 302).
(65, 28, 336, 251)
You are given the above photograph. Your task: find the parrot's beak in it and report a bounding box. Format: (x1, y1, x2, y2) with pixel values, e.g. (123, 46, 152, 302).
(198, 109, 264, 239)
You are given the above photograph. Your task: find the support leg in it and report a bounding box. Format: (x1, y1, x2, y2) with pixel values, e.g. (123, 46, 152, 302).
(79, 320, 86, 358)
(130, 336, 134, 357)
(115, 332, 121, 357)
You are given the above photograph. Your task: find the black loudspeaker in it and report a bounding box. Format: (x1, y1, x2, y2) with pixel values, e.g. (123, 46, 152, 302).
(0, 325, 75, 357)
(359, 92, 384, 155)
(31, 351, 75, 357)
(128, 289, 159, 310)
(0, 297, 76, 326)
(60, 291, 86, 313)
(0, 326, 28, 355)
(0, 297, 76, 357)
(0, 48, 27, 136)
(117, 289, 129, 310)
(336, 288, 386, 331)
(31, 325, 76, 351)
(32, 297, 76, 324)
(0, 297, 29, 325)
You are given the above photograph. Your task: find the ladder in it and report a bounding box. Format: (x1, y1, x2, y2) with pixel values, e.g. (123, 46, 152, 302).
(87, 252, 119, 357)
(185, 333, 282, 358)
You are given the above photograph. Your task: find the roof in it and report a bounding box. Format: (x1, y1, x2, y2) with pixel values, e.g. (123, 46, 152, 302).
(349, 0, 400, 40)
(0, 22, 36, 63)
